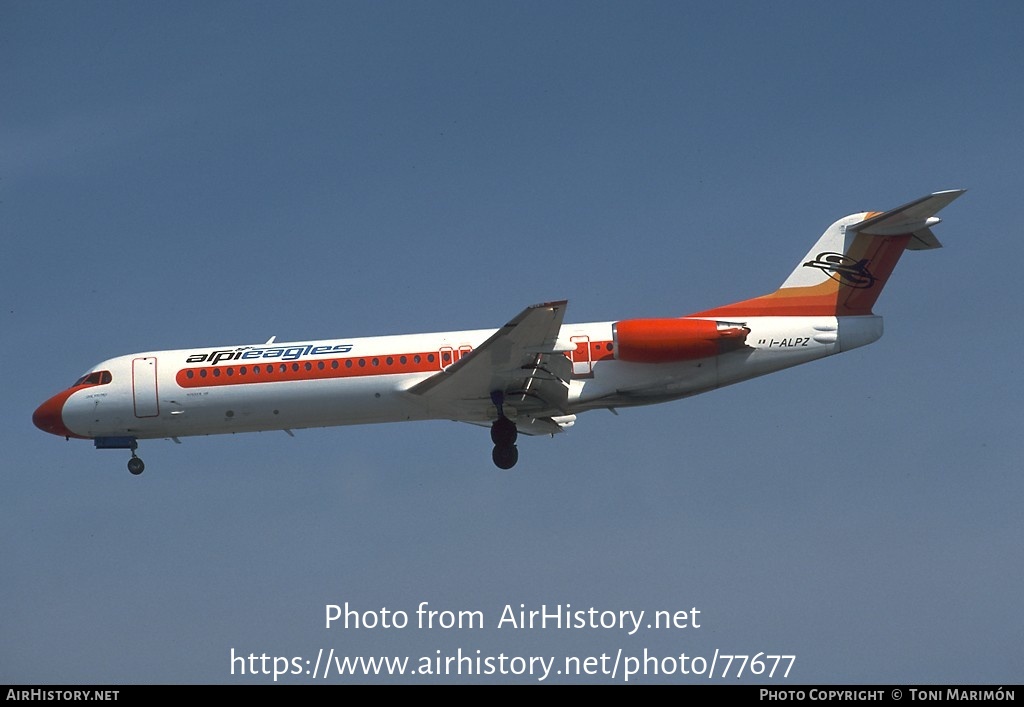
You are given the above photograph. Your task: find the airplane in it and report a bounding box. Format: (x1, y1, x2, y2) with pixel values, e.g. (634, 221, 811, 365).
(33, 189, 965, 475)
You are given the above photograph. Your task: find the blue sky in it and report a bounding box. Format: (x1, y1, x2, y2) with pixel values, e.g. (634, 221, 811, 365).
(4, 1, 1022, 684)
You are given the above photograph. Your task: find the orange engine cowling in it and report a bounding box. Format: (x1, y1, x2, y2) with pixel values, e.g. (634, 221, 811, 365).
(613, 318, 750, 363)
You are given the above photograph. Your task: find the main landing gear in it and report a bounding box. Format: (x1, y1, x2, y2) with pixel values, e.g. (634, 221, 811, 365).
(491, 416, 518, 469)
(490, 391, 519, 469)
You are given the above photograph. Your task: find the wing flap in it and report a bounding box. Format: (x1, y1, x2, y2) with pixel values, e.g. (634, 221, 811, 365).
(461, 413, 576, 437)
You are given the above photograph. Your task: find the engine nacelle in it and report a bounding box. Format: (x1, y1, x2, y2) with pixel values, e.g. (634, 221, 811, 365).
(613, 318, 750, 363)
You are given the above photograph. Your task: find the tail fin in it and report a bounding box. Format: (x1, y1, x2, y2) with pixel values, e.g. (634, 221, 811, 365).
(694, 190, 965, 318)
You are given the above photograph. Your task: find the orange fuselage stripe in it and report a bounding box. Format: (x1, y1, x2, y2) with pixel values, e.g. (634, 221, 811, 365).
(175, 343, 617, 388)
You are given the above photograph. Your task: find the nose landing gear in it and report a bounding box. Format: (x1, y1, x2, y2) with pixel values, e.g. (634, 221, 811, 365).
(94, 437, 145, 475)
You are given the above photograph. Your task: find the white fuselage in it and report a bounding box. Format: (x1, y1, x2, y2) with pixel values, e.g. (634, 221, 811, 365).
(47, 314, 881, 441)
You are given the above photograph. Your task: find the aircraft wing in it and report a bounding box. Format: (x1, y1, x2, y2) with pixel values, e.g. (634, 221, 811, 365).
(408, 300, 573, 424)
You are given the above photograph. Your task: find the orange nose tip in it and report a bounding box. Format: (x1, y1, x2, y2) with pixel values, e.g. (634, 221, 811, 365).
(33, 391, 78, 438)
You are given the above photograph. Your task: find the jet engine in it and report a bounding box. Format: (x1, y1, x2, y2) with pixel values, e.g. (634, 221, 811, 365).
(612, 318, 750, 363)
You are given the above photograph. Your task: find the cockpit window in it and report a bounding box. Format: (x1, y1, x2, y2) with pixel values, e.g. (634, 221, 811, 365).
(73, 370, 112, 387)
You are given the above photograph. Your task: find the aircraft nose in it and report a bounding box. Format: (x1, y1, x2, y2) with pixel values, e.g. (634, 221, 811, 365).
(33, 391, 77, 438)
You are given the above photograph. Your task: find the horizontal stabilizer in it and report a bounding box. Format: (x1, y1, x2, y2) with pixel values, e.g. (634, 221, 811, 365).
(850, 189, 966, 249)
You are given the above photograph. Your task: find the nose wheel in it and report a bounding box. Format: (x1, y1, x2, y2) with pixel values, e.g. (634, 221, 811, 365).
(127, 440, 145, 475)
(127, 455, 145, 475)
